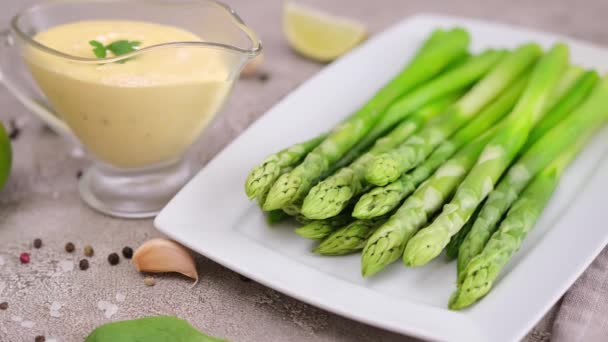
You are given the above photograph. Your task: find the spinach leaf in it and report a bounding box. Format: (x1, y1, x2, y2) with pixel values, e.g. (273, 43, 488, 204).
(85, 316, 226, 342)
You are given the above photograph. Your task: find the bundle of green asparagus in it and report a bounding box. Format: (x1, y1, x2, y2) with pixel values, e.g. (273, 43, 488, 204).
(244, 28, 608, 309)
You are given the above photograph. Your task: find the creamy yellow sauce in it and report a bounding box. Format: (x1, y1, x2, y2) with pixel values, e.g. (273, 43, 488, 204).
(26, 21, 232, 168)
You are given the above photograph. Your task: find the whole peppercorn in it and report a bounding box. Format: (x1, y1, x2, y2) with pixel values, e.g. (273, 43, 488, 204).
(33, 238, 42, 249)
(19, 253, 30, 264)
(107, 253, 120, 265)
(35, 336, 45, 342)
(122, 246, 133, 259)
(83, 245, 94, 257)
(0, 302, 8, 310)
(144, 276, 156, 287)
(65, 242, 75, 253)
(79, 259, 89, 271)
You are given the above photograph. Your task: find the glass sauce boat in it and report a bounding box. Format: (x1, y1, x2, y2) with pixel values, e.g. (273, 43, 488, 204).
(0, 0, 262, 218)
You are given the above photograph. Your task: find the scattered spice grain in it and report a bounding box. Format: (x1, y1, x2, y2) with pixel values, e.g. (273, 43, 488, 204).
(19, 253, 30, 264)
(83, 245, 94, 257)
(144, 276, 156, 287)
(122, 246, 133, 259)
(107, 253, 119, 265)
(79, 259, 89, 271)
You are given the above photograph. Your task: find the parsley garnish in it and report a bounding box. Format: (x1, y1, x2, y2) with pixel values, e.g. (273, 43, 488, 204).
(89, 40, 141, 62)
(89, 40, 107, 58)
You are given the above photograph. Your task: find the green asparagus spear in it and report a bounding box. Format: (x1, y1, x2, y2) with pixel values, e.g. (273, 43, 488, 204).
(315, 218, 386, 256)
(542, 66, 583, 108)
(364, 44, 542, 186)
(360, 125, 499, 276)
(264, 47, 508, 211)
(300, 92, 460, 219)
(445, 203, 482, 259)
(456, 71, 603, 279)
(295, 212, 354, 240)
(403, 44, 569, 267)
(417, 29, 448, 53)
(353, 72, 531, 219)
(246, 135, 326, 200)
(524, 70, 599, 149)
(449, 130, 600, 309)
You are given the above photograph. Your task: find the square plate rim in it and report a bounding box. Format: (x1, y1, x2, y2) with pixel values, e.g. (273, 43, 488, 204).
(155, 12, 608, 342)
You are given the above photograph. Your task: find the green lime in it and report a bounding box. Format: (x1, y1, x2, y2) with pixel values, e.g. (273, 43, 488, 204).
(0, 122, 12, 190)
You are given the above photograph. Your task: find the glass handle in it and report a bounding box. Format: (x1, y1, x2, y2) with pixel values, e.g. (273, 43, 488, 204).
(0, 29, 77, 142)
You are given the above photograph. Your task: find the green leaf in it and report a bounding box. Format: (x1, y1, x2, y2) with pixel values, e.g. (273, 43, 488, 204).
(85, 316, 227, 342)
(89, 40, 107, 58)
(105, 40, 141, 56)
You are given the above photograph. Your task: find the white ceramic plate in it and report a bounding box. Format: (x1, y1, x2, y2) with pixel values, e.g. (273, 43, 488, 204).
(155, 14, 608, 342)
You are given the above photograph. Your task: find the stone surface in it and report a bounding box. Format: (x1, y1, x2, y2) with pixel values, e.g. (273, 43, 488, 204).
(1, 0, 607, 341)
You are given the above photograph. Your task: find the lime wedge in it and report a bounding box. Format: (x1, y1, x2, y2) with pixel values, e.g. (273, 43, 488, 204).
(283, 2, 368, 62)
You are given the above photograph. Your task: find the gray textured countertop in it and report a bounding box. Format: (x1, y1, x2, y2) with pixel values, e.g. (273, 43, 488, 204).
(1, 0, 607, 341)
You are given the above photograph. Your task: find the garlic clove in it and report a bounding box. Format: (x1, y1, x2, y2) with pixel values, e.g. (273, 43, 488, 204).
(240, 53, 264, 78)
(132, 238, 198, 283)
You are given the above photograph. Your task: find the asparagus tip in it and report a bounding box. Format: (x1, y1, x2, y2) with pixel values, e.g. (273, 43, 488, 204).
(365, 156, 401, 186)
(301, 173, 356, 220)
(403, 241, 441, 267)
(300, 201, 342, 220)
(447, 290, 467, 310)
(244, 157, 281, 199)
(361, 263, 381, 277)
(447, 287, 479, 310)
(263, 173, 300, 210)
(352, 195, 377, 219)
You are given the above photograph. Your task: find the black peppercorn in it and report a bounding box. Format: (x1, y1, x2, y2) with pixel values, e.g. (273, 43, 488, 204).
(65, 242, 75, 253)
(122, 246, 133, 259)
(79, 259, 89, 271)
(108, 253, 120, 265)
(0, 302, 7, 310)
(35, 336, 45, 342)
(33, 238, 42, 249)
